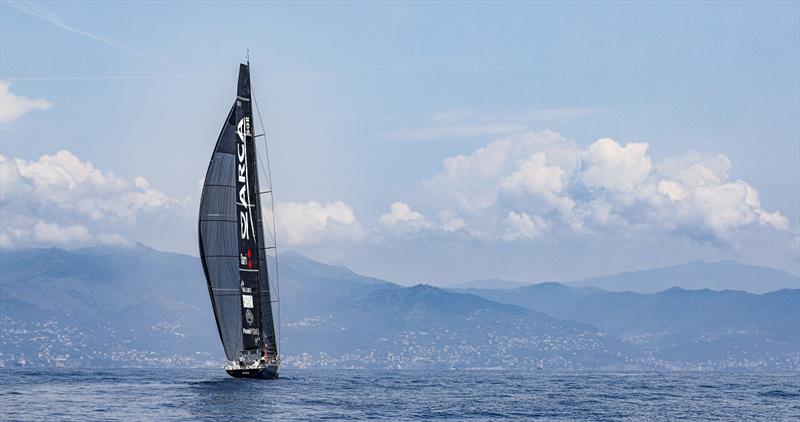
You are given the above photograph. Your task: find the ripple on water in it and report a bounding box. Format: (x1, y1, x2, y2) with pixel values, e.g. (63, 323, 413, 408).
(1, 369, 799, 421)
(758, 389, 800, 399)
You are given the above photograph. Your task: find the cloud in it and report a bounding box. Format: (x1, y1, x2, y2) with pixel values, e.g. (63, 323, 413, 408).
(33, 221, 92, 245)
(580, 138, 652, 192)
(501, 151, 576, 216)
(379, 202, 432, 234)
(0, 150, 176, 249)
(502, 211, 548, 241)
(424, 130, 580, 217)
(0, 81, 53, 123)
(271, 201, 364, 246)
(3, 150, 169, 221)
(502, 152, 566, 196)
(437, 209, 466, 232)
(1, 150, 365, 254)
(376, 202, 473, 237)
(648, 153, 790, 237)
(422, 131, 790, 242)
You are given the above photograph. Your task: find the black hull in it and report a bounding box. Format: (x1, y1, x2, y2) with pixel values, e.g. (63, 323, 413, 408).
(226, 365, 279, 379)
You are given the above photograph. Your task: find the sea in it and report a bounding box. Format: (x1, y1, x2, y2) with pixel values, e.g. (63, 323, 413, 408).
(1, 369, 798, 421)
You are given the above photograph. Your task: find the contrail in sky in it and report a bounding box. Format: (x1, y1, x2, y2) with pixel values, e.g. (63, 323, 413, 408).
(5, 65, 543, 82)
(5, 74, 227, 82)
(6, 1, 176, 71)
(5, 2, 541, 81)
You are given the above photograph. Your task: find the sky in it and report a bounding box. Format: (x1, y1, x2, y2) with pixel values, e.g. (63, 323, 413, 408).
(1, 1, 798, 285)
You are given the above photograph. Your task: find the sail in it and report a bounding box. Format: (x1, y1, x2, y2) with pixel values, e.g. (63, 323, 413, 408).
(199, 63, 277, 361)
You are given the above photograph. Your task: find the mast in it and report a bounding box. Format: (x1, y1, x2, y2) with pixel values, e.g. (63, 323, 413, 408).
(245, 63, 279, 360)
(234, 62, 264, 353)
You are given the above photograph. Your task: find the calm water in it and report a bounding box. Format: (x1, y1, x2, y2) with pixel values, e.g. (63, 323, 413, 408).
(1, 369, 798, 421)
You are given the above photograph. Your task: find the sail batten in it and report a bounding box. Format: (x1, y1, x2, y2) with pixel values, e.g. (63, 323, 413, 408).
(198, 63, 279, 370)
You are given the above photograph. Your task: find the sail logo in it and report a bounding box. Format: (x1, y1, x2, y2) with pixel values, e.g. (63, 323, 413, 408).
(240, 280, 252, 294)
(239, 249, 253, 269)
(236, 117, 254, 240)
(236, 116, 251, 142)
(242, 294, 254, 309)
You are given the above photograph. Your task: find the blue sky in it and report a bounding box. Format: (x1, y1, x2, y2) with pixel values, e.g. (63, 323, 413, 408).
(1, 1, 798, 284)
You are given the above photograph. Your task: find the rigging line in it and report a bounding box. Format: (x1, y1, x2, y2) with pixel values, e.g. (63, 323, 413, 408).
(252, 86, 281, 354)
(255, 147, 274, 189)
(254, 140, 274, 192)
(250, 118, 272, 188)
(254, 190, 277, 245)
(254, 181, 277, 245)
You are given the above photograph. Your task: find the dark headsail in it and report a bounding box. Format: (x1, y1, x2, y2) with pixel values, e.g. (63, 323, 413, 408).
(199, 63, 278, 365)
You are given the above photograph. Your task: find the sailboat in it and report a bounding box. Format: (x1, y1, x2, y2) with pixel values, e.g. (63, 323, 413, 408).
(198, 61, 280, 379)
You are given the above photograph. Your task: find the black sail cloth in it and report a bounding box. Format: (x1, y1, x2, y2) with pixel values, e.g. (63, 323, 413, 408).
(198, 64, 278, 362)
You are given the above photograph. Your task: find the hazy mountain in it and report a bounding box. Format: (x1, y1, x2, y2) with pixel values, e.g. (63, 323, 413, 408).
(566, 260, 799, 294)
(0, 245, 219, 367)
(446, 278, 530, 290)
(278, 250, 393, 323)
(261, 252, 636, 369)
(280, 276, 637, 370)
(0, 247, 636, 370)
(2, 247, 797, 371)
(455, 283, 800, 369)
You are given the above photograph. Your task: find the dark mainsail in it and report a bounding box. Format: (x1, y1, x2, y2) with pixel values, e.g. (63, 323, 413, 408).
(199, 63, 278, 373)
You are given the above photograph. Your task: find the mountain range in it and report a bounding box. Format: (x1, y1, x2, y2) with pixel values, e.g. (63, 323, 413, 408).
(445, 261, 799, 293)
(446, 278, 530, 290)
(1, 246, 797, 370)
(452, 283, 799, 368)
(565, 260, 799, 294)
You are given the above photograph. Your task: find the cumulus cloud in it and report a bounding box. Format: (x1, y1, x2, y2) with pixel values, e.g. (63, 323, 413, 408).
(0, 150, 174, 249)
(422, 131, 790, 243)
(437, 209, 466, 232)
(1, 150, 365, 253)
(580, 138, 652, 192)
(376, 201, 474, 237)
(2, 151, 169, 221)
(648, 153, 789, 236)
(0, 80, 53, 123)
(501, 151, 576, 216)
(424, 130, 579, 215)
(271, 201, 364, 246)
(33, 221, 92, 245)
(379, 202, 431, 233)
(502, 211, 548, 241)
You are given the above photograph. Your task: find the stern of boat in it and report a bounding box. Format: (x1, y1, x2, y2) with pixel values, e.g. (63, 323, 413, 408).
(226, 364, 279, 379)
